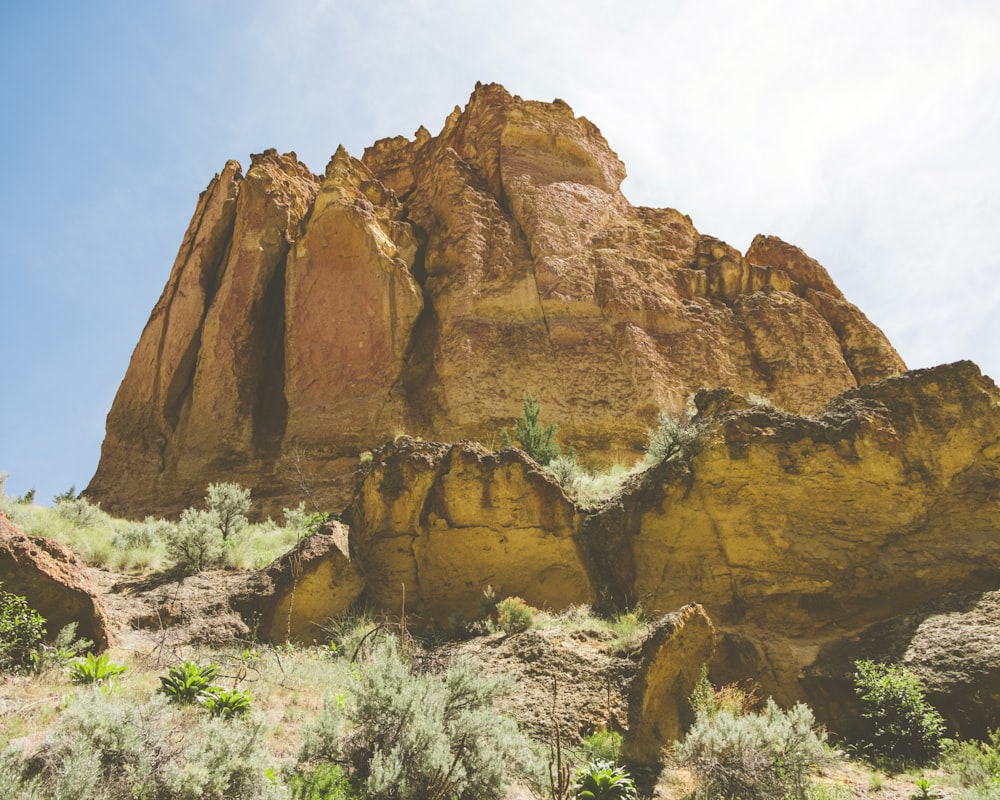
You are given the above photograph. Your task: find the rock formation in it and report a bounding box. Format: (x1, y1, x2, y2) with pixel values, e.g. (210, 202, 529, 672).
(0, 512, 113, 651)
(231, 521, 364, 643)
(87, 82, 904, 519)
(237, 360, 999, 736)
(623, 604, 716, 765)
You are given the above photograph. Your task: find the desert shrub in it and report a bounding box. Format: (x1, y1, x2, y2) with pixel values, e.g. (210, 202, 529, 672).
(2, 692, 278, 799)
(54, 495, 109, 528)
(645, 411, 704, 464)
(496, 596, 535, 634)
(164, 508, 224, 571)
(0, 584, 46, 673)
(205, 482, 251, 542)
(68, 652, 127, 686)
(689, 665, 760, 720)
(502, 393, 561, 465)
(571, 759, 638, 800)
(606, 607, 649, 656)
(852, 660, 945, 768)
(300, 634, 538, 800)
(675, 698, 827, 800)
(110, 516, 172, 550)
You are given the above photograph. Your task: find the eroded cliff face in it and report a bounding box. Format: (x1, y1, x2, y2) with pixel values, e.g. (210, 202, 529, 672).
(88, 82, 904, 518)
(244, 362, 999, 734)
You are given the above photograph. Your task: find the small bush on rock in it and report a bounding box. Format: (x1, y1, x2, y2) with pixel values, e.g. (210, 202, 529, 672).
(675, 698, 827, 800)
(502, 393, 561, 466)
(645, 411, 704, 465)
(852, 659, 945, 768)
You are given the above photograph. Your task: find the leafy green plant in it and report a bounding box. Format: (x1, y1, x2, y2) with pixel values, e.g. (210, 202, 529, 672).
(675, 698, 827, 800)
(942, 728, 1000, 792)
(571, 759, 638, 800)
(502, 393, 561, 465)
(0, 582, 46, 673)
(852, 660, 946, 768)
(911, 776, 942, 799)
(496, 596, 535, 634)
(200, 687, 254, 719)
(606, 606, 649, 656)
(54, 495, 110, 527)
(288, 762, 361, 800)
(159, 659, 220, 704)
(68, 652, 128, 685)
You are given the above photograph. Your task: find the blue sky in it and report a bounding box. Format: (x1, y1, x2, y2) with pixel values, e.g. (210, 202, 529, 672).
(2, 1, 998, 504)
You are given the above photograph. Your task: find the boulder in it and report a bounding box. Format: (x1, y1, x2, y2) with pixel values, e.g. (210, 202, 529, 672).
(623, 604, 716, 766)
(0, 513, 112, 651)
(230, 521, 364, 643)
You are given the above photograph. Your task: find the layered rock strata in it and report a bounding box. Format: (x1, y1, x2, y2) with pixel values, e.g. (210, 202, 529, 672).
(88, 82, 904, 519)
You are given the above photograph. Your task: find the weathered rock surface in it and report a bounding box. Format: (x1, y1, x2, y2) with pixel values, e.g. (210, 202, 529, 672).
(347, 437, 591, 626)
(587, 360, 1000, 735)
(87, 82, 904, 519)
(251, 361, 998, 735)
(231, 521, 364, 643)
(0, 513, 112, 650)
(623, 604, 716, 765)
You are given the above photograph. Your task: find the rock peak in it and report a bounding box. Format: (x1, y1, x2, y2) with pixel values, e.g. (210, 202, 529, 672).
(87, 85, 905, 518)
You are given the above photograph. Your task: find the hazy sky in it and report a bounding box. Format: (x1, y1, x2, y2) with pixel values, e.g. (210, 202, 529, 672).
(2, 1, 998, 503)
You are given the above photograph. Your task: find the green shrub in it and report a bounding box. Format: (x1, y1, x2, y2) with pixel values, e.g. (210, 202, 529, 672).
(943, 729, 1000, 795)
(645, 411, 704, 464)
(164, 508, 224, 571)
(571, 759, 638, 800)
(1, 692, 279, 799)
(159, 660, 220, 704)
(301, 635, 538, 800)
(580, 730, 624, 764)
(53, 496, 109, 528)
(68, 652, 127, 686)
(675, 698, 827, 800)
(502, 393, 561, 465)
(606, 607, 649, 656)
(496, 596, 535, 634)
(852, 660, 945, 768)
(288, 762, 361, 800)
(0, 583, 46, 673)
(205, 482, 251, 542)
(689, 664, 759, 720)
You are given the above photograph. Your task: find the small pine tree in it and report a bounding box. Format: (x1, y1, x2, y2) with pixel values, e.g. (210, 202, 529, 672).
(502, 393, 561, 466)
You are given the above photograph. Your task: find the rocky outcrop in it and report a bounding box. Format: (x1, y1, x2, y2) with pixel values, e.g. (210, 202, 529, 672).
(348, 438, 591, 626)
(0, 513, 112, 650)
(231, 521, 364, 643)
(240, 361, 998, 735)
(87, 82, 904, 519)
(623, 604, 716, 765)
(587, 360, 1000, 735)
